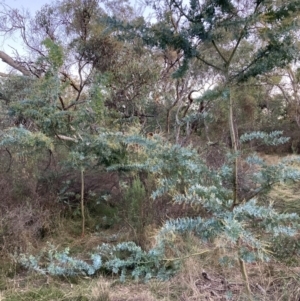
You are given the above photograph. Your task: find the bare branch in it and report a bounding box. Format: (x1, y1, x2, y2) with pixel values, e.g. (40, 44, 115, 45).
(212, 40, 228, 64)
(60, 71, 80, 92)
(0, 72, 10, 77)
(65, 100, 87, 110)
(5, 148, 12, 172)
(0, 50, 31, 76)
(274, 83, 290, 104)
(195, 53, 224, 72)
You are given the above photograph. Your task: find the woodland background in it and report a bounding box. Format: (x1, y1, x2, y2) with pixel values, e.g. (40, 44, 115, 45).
(1, 0, 300, 300)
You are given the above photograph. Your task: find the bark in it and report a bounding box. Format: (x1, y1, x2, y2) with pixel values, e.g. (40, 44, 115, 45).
(0, 72, 10, 77)
(0, 51, 31, 76)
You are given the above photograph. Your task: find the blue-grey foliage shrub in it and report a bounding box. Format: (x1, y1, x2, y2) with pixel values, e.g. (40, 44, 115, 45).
(18, 131, 300, 280)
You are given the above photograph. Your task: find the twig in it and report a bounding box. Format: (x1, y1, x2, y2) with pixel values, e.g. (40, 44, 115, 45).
(56, 134, 78, 142)
(5, 148, 12, 172)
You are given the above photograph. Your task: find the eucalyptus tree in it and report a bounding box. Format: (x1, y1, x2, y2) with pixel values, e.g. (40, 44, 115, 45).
(0, 0, 148, 238)
(145, 0, 299, 202)
(121, 0, 300, 295)
(0, 0, 103, 134)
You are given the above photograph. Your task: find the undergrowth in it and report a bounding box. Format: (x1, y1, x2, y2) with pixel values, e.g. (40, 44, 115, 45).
(2, 235, 300, 301)
(1, 154, 300, 301)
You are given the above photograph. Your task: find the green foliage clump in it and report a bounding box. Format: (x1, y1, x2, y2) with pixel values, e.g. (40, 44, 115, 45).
(0, 127, 54, 154)
(271, 234, 300, 264)
(87, 199, 120, 230)
(124, 177, 147, 244)
(42, 38, 64, 69)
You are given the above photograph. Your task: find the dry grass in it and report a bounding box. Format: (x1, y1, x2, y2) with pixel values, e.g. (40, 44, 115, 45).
(1, 231, 300, 301)
(262, 154, 300, 215)
(1, 154, 300, 301)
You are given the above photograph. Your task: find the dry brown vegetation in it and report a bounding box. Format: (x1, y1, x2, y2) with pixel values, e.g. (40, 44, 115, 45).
(0, 155, 300, 301)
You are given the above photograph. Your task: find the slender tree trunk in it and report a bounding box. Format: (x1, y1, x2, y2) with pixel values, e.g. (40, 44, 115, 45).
(228, 83, 253, 299)
(81, 168, 85, 237)
(166, 109, 171, 135)
(238, 238, 253, 300)
(228, 85, 239, 207)
(239, 258, 253, 299)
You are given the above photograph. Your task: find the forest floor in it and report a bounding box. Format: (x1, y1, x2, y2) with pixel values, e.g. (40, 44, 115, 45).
(1, 155, 300, 301)
(1, 239, 300, 301)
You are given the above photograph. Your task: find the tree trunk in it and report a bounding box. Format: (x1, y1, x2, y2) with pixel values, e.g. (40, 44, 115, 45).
(228, 85, 239, 207)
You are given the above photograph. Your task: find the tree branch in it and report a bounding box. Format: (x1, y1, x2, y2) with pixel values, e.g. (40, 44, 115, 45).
(0, 72, 10, 77)
(0, 51, 31, 76)
(195, 54, 224, 72)
(64, 100, 87, 110)
(227, 1, 261, 67)
(212, 40, 228, 64)
(60, 71, 80, 92)
(274, 83, 290, 104)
